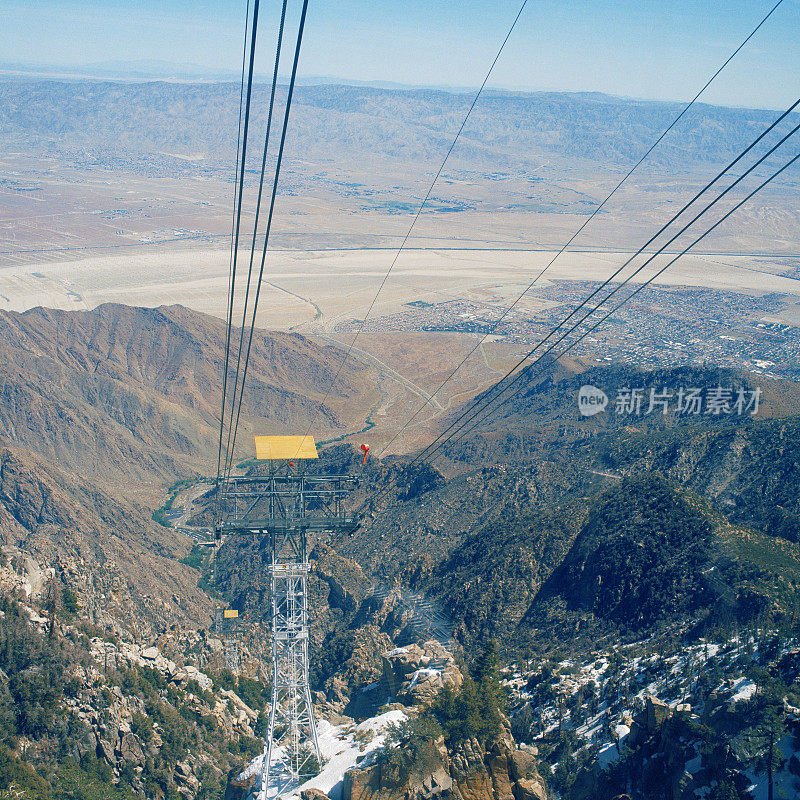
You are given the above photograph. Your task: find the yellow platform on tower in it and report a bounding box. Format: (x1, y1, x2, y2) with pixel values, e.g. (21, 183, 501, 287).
(253, 435, 318, 460)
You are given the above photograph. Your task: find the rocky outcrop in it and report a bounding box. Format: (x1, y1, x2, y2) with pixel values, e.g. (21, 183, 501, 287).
(340, 642, 549, 800)
(301, 789, 333, 800)
(457, 735, 547, 800)
(449, 738, 495, 800)
(382, 641, 463, 707)
(344, 762, 390, 800)
(627, 695, 672, 748)
(0, 444, 214, 638)
(1, 613, 248, 800)
(117, 731, 145, 764)
(509, 747, 547, 800)
(312, 545, 367, 617)
(343, 723, 547, 800)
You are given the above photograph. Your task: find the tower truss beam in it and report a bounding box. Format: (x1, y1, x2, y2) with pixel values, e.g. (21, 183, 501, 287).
(219, 465, 358, 800)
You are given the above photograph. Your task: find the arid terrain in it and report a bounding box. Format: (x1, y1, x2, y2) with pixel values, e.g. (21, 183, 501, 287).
(3, 80, 800, 455)
(3, 77, 800, 800)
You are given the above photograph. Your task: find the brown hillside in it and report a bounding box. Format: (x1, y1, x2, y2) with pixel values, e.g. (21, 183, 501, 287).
(0, 303, 378, 485)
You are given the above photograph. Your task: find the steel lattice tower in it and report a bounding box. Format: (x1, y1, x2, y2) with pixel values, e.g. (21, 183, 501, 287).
(214, 609, 242, 674)
(217, 437, 358, 800)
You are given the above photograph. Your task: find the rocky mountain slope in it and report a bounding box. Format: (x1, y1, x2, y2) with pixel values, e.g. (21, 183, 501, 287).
(296, 363, 800, 656)
(0, 302, 377, 636)
(426, 509, 578, 646)
(0, 444, 211, 635)
(0, 586, 275, 800)
(0, 303, 376, 484)
(1, 297, 800, 800)
(506, 625, 800, 799)
(521, 474, 717, 637)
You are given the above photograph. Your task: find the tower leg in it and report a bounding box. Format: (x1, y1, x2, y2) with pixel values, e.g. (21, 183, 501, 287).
(259, 540, 320, 800)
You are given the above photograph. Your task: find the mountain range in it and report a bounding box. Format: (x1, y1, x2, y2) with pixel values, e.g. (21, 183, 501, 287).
(3, 79, 798, 180)
(0, 301, 798, 799)
(0, 303, 376, 634)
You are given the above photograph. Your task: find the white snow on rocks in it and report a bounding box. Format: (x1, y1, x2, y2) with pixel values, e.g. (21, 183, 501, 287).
(408, 667, 442, 690)
(243, 709, 407, 800)
(730, 678, 756, 704)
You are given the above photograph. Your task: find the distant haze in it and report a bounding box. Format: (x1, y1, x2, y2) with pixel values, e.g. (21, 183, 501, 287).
(3, 0, 800, 110)
(3, 79, 798, 178)
(1, 77, 799, 264)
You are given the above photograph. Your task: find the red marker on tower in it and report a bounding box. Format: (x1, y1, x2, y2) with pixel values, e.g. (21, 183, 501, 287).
(360, 443, 370, 464)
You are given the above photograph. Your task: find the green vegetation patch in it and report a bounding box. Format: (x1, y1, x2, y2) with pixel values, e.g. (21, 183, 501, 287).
(152, 477, 200, 528)
(719, 525, 800, 581)
(180, 544, 218, 594)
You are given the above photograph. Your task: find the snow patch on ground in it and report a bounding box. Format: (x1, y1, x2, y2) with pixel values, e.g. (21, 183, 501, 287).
(730, 678, 756, 704)
(597, 725, 629, 770)
(242, 709, 407, 800)
(409, 668, 442, 689)
(301, 710, 407, 800)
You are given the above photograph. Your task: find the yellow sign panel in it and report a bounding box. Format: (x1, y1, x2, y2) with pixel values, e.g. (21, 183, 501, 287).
(224, 609, 239, 619)
(254, 435, 318, 460)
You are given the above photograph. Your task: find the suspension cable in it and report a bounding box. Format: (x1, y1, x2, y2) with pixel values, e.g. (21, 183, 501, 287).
(429, 148, 800, 464)
(225, 0, 311, 479)
(285, 0, 531, 461)
(404, 110, 800, 469)
(375, 0, 788, 458)
(223, 0, 290, 483)
(216, 0, 261, 505)
(362, 105, 800, 511)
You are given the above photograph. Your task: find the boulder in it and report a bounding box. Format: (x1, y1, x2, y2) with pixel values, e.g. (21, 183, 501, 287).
(74, 730, 96, 759)
(487, 744, 515, 800)
(343, 763, 380, 800)
(207, 637, 224, 653)
(399, 669, 445, 707)
(184, 665, 213, 691)
(645, 696, 671, 732)
(383, 641, 463, 708)
(301, 789, 331, 800)
(382, 645, 427, 696)
(96, 736, 115, 764)
(172, 669, 189, 687)
(514, 777, 547, 800)
(423, 766, 453, 798)
(450, 738, 493, 800)
(630, 696, 673, 746)
(509, 749, 537, 783)
(117, 732, 145, 765)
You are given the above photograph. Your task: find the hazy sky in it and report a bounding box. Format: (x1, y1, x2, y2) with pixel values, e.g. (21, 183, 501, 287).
(3, 0, 799, 109)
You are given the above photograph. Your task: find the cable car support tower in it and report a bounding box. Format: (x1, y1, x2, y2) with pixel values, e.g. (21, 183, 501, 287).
(217, 436, 358, 800)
